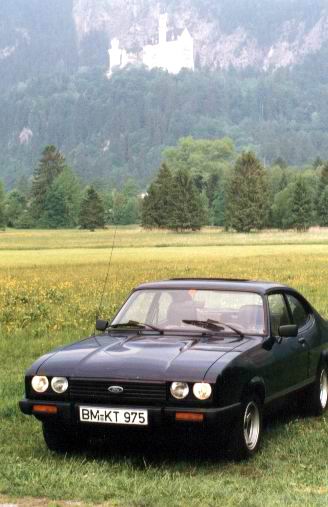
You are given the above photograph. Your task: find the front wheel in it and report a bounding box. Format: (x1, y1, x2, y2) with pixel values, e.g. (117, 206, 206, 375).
(228, 395, 263, 460)
(42, 421, 85, 453)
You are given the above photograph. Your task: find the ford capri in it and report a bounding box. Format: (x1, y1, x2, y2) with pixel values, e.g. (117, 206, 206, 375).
(19, 279, 328, 459)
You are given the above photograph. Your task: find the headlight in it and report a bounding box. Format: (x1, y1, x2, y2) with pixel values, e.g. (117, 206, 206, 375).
(31, 376, 49, 393)
(51, 377, 68, 394)
(170, 381, 189, 400)
(193, 383, 212, 400)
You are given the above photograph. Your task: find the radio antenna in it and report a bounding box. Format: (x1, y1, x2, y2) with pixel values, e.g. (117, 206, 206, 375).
(95, 225, 118, 325)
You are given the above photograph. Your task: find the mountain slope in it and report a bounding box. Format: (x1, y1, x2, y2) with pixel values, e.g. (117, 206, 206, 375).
(72, 0, 328, 71)
(1, 1, 328, 188)
(1, 0, 328, 86)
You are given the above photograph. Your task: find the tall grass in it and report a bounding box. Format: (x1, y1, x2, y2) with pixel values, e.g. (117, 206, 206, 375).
(0, 228, 327, 506)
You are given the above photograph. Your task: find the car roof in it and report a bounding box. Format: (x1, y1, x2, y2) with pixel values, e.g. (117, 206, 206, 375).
(135, 279, 291, 295)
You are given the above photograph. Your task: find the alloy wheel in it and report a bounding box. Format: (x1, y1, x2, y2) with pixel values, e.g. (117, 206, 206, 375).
(319, 369, 328, 409)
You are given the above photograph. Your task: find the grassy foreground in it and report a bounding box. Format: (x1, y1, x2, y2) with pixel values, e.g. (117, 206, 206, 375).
(0, 227, 327, 507)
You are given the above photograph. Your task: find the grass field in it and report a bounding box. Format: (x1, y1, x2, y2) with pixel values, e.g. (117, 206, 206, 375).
(0, 227, 327, 506)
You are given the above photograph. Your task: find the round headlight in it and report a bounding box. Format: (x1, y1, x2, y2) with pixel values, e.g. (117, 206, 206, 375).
(193, 383, 212, 400)
(31, 376, 49, 393)
(51, 377, 68, 394)
(170, 381, 189, 400)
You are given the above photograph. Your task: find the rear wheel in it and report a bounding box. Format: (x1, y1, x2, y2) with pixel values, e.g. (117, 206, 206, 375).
(228, 394, 263, 460)
(42, 421, 85, 453)
(302, 363, 328, 416)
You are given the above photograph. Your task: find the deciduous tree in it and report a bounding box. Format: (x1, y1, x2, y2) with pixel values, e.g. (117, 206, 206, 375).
(4, 189, 26, 227)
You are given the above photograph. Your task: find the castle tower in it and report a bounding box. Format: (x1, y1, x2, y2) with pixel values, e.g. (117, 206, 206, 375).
(158, 13, 168, 45)
(180, 28, 194, 71)
(108, 38, 122, 73)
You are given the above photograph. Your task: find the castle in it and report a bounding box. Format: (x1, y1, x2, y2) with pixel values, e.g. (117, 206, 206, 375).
(107, 14, 194, 77)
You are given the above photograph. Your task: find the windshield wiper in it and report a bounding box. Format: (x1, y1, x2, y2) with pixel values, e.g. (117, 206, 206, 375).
(110, 320, 164, 334)
(182, 319, 244, 338)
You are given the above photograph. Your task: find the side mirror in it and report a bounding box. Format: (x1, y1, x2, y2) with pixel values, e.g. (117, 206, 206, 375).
(96, 319, 109, 332)
(278, 324, 298, 338)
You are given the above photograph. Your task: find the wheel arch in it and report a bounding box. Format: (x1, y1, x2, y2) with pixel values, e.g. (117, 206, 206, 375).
(320, 350, 328, 369)
(241, 376, 266, 405)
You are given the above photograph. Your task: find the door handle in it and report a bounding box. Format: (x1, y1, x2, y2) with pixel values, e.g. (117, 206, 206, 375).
(298, 336, 306, 345)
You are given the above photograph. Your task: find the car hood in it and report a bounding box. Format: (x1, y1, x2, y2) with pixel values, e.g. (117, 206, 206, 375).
(33, 333, 251, 382)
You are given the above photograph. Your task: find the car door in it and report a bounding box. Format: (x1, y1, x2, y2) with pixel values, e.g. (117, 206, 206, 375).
(265, 292, 308, 397)
(285, 292, 319, 380)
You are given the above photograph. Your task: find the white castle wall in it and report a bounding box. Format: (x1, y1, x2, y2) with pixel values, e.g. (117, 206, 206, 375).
(107, 14, 194, 77)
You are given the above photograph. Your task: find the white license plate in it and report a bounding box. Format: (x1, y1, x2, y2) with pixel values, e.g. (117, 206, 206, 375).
(79, 406, 148, 426)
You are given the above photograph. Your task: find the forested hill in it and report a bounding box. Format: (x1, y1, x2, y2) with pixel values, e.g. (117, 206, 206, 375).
(1, 0, 328, 188)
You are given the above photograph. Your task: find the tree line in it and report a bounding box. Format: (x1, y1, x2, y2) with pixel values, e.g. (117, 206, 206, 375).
(0, 145, 140, 231)
(141, 137, 328, 232)
(0, 138, 327, 232)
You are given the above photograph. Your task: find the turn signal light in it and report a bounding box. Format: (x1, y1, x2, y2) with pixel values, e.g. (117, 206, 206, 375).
(32, 404, 58, 414)
(175, 412, 204, 422)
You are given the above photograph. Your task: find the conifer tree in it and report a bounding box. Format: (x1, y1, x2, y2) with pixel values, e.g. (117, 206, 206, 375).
(43, 184, 68, 228)
(30, 145, 66, 221)
(225, 152, 269, 232)
(317, 186, 328, 226)
(315, 162, 328, 222)
(79, 186, 105, 230)
(168, 168, 206, 231)
(290, 176, 313, 231)
(142, 182, 160, 228)
(142, 163, 174, 228)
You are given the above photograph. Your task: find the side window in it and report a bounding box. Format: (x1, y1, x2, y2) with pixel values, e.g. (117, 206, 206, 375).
(286, 294, 310, 329)
(268, 294, 291, 336)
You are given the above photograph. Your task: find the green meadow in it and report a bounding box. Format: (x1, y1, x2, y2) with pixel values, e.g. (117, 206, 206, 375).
(0, 228, 327, 506)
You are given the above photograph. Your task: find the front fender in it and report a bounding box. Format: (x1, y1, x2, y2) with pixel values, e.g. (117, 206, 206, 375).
(215, 363, 255, 407)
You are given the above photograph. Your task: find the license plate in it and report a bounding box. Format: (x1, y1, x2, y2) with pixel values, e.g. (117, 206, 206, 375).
(79, 406, 148, 426)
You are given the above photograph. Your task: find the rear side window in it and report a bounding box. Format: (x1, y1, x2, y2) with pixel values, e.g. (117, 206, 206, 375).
(268, 294, 291, 336)
(286, 294, 310, 329)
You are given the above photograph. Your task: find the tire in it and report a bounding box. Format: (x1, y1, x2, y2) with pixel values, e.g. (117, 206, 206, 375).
(42, 421, 85, 453)
(228, 394, 263, 460)
(301, 363, 328, 416)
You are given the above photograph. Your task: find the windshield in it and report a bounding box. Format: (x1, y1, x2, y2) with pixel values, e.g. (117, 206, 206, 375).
(111, 289, 266, 335)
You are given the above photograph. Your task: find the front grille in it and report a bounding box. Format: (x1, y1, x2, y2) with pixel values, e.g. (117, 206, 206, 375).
(70, 378, 167, 405)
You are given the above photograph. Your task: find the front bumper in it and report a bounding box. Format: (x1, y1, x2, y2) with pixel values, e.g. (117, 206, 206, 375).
(19, 399, 241, 428)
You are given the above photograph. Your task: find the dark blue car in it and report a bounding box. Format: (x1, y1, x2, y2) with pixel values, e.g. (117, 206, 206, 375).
(20, 279, 328, 459)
